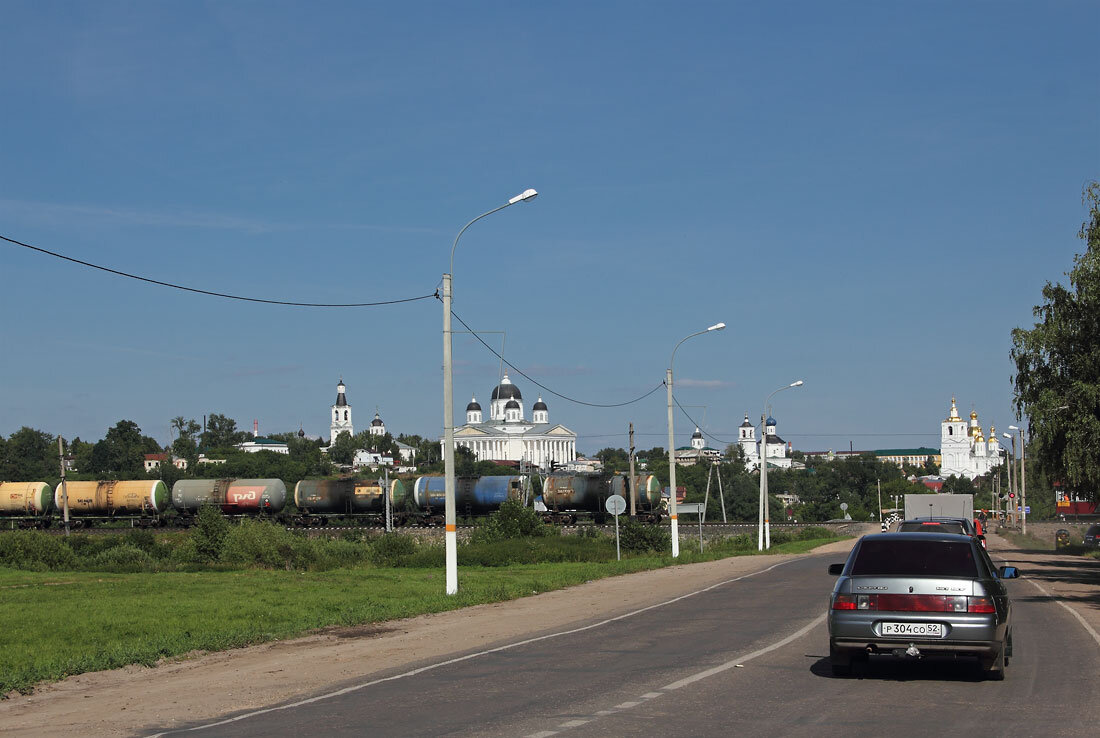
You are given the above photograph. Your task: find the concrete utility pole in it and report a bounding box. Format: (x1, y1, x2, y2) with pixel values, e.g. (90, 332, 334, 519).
(58, 437, 69, 536)
(628, 423, 637, 517)
(759, 380, 803, 550)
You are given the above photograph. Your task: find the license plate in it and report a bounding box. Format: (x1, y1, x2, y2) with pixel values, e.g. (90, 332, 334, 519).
(881, 622, 943, 637)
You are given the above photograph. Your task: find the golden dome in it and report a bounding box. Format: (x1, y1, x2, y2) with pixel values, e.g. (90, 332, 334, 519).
(946, 397, 961, 422)
(970, 410, 978, 419)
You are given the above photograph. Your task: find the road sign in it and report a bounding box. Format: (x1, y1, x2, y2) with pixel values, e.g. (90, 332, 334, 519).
(840, 502, 849, 511)
(605, 494, 627, 516)
(1025, 506, 1031, 514)
(677, 503, 705, 515)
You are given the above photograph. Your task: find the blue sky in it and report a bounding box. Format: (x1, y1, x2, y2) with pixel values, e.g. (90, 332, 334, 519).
(2, 1, 1097, 455)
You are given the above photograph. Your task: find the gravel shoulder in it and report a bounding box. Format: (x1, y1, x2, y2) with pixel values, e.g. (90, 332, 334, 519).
(0, 537, 862, 737)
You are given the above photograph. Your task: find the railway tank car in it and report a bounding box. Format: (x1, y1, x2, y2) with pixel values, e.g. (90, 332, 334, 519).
(293, 478, 409, 525)
(412, 475, 528, 522)
(0, 482, 54, 527)
(542, 473, 664, 523)
(53, 480, 169, 524)
(171, 479, 287, 518)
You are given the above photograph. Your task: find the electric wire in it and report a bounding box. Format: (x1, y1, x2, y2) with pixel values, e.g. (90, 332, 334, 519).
(1, 234, 438, 307)
(449, 306, 665, 408)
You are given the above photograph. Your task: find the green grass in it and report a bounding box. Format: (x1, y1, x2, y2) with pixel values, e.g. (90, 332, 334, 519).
(0, 534, 843, 695)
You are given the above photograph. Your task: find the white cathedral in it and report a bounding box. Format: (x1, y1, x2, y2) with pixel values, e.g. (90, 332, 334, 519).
(736, 413, 795, 471)
(940, 397, 1003, 479)
(329, 378, 387, 444)
(448, 374, 577, 469)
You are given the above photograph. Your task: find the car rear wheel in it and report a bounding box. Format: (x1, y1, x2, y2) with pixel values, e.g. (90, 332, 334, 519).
(981, 643, 1006, 681)
(830, 644, 853, 677)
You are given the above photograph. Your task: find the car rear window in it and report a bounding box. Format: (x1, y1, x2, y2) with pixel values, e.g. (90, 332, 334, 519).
(897, 521, 967, 535)
(851, 539, 978, 577)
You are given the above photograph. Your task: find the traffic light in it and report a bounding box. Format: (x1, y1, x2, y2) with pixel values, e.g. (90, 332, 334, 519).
(1009, 492, 1015, 499)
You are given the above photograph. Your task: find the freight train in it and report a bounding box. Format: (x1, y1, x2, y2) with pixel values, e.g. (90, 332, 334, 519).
(0, 472, 664, 529)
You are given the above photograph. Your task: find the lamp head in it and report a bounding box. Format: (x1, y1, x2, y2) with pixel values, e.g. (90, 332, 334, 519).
(707, 322, 726, 332)
(509, 188, 538, 204)
(790, 380, 804, 387)
(1002, 433, 1011, 439)
(1008, 425, 1019, 431)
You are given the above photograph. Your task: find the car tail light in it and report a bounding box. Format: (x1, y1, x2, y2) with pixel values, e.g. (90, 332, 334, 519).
(832, 595, 857, 610)
(834, 594, 996, 613)
(968, 597, 996, 613)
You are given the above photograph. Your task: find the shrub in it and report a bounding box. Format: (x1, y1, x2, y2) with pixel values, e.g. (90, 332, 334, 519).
(618, 518, 671, 553)
(369, 533, 418, 566)
(460, 537, 614, 566)
(220, 520, 316, 570)
(470, 500, 557, 543)
(192, 505, 231, 562)
(0, 531, 77, 570)
(90, 543, 154, 572)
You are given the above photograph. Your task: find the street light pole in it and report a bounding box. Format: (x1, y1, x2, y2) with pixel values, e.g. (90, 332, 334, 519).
(1009, 425, 1026, 535)
(442, 188, 537, 595)
(1002, 432, 1015, 527)
(759, 380, 803, 550)
(667, 322, 725, 558)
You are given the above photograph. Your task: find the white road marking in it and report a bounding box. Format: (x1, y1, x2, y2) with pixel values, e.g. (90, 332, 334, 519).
(149, 559, 798, 736)
(614, 701, 641, 709)
(559, 720, 590, 727)
(661, 614, 825, 691)
(527, 732, 558, 737)
(1024, 576, 1100, 648)
(641, 692, 662, 699)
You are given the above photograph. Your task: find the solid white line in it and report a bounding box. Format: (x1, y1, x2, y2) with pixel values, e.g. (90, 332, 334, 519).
(614, 701, 642, 709)
(149, 558, 798, 736)
(1024, 576, 1100, 648)
(527, 732, 558, 738)
(559, 720, 590, 727)
(661, 614, 825, 691)
(641, 692, 662, 699)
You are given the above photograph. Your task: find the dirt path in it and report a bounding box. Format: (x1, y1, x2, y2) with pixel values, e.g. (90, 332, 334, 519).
(0, 538, 861, 737)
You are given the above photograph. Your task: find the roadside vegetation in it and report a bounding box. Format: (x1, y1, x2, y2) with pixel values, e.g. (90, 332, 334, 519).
(0, 501, 844, 695)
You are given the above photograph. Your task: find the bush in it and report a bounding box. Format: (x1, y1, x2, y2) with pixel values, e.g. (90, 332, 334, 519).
(192, 505, 231, 562)
(369, 533, 417, 566)
(618, 518, 671, 553)
(220, 520, 317, 570)
(0, 531, 77, 570)
(460, 537, 614, 566)
(90, 543, 154, 572)
(470, 500, 558, 543)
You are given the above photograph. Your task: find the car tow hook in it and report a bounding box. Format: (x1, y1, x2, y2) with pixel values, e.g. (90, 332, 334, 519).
(892, 644, 922, 658)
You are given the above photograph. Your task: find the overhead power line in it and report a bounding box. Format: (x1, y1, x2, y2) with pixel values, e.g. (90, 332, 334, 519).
(449, 307, 665, 408)
(1, 234, 437, 307)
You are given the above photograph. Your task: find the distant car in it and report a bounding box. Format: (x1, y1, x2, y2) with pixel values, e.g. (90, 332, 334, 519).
(899, 517, 987, 549)
(827, 532, 1019, 680)
(1055, 529, 1071, 549)
(1083, 524, 1100, 547)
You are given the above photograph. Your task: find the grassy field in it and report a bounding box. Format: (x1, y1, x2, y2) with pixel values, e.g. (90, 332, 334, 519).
(0, 534, 841, 695)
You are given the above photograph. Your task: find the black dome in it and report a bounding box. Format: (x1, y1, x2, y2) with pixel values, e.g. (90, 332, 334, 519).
(532, 399, 547, 411)
(491, 376, 522, 401)
(692, 428, 703, 438)
(371, 415, 384, 426)
(505, 399, 520, 409)
(466, 399, 482, 411)
(740, 415, 753, 428)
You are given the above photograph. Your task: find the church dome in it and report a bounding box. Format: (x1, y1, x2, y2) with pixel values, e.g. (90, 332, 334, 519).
(692, 428, 703, 439)
(740, 414, 753, 428)
(766, 416, 776, 426)
(491, 374, 522, 401)
(504, 399, 520, 410)
(532, 398, 547, 411)
(466, 397, 482, 412)
(371, 413, 384, 427)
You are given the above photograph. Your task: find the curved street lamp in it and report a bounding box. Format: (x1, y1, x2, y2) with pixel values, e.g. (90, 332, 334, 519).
(667, 322, 725, 557)
(759, 380, 803, 550)
(442, 188, 537, 595)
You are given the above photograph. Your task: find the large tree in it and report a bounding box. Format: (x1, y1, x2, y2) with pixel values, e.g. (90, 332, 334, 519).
(1011, 182, 1100, 500)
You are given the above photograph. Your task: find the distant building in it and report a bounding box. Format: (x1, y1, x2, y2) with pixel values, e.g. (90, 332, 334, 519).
(369, 411, 386, 437)
(675, 427, 721, 465)
(395, 441, 417, 463)
(331, 378, 354, 442)
(738, 413, 795, 471)
(143, 453, 167, 472)
(874, 448, 941, 469)
(236, 420, 289, 454)
(449, 374, 577, 469)
(940, 397, 1003, 479)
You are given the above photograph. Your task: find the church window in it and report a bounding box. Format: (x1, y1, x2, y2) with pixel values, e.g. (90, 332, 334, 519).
(344, 411, 348, 421)
(948, 427, 953, 436)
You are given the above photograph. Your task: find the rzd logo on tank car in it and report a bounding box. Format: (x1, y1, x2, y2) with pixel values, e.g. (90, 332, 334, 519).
(229, 491, 259, 502)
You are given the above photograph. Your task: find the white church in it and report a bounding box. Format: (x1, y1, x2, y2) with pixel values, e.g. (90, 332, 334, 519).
(449, 374, 577, 470)
(736, 413, 795, 471)
(940, 397, 1004, 479)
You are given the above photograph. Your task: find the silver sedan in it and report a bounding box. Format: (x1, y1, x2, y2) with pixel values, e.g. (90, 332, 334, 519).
(827, 532, 1018, 679)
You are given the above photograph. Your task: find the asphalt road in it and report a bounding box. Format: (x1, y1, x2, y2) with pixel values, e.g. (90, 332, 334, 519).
(159, 551, 1100, 737)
